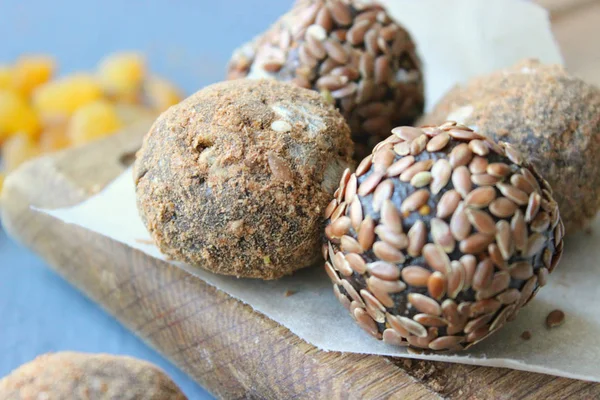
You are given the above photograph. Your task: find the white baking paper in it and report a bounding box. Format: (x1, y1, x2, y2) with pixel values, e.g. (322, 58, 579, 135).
(36, 0, 599, 383)
(379, 0, 563, 110)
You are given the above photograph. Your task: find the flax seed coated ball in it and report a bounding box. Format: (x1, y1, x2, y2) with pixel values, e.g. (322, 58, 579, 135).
(135, 79, 354, 279)
(0, 352, 186, 400)
(227, 0, 424, 160)
(323, 122, 564, 351)
(422, 60, 600, 233)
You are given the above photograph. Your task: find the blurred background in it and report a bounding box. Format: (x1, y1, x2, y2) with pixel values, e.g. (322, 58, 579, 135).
(0, 0, 598, 398)
(0, 1, 294, 398)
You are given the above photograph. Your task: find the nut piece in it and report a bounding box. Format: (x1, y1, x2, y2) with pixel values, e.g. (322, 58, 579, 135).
(135, 79, 354, 279)
(0, 352, 186, 400)
(324, 121, 563, 352)
(227, 0, 424, 159)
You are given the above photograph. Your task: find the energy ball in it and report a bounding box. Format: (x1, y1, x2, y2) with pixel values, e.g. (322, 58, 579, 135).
(323, 122, 564, 351)
(135, 79, 354, 279)
(422, 59, 600, 233)
(0, 352, 186, 400)
(227, 0, 424, 159)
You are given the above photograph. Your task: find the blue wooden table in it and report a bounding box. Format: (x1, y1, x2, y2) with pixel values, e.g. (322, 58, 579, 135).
(0, 1, 290, 397)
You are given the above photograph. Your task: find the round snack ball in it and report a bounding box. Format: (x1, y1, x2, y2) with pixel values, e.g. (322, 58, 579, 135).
(0, 352, 186, 399)
(135, 79, 354, 279)
(323, 121, 564, 351)
(421, 59, 600, 233)
(227, 0, 424, 159)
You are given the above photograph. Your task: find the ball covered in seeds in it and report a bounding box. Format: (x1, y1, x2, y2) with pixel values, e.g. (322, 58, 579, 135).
(0, 352, 186, 400)
(227, 0, 424, 159)
(421, 59, 600, 233)
(135, 79, 354, 279)
(323, 122, 564, 351)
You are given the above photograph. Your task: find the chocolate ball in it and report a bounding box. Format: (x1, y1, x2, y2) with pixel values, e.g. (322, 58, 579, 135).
(227, 0, 424, 159)
(323, 121, 564, 351)
(135, 79, 354, 280)
(421, 59, 600, 233)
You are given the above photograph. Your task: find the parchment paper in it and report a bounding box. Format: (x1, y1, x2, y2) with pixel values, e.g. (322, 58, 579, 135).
(38, 0, 600, 383)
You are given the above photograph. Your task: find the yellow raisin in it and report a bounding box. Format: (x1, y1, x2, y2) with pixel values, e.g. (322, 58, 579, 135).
(0, 90, 40, 141)
(68, 100, 123, 145)
(145, 76, 182, 111)
(0, 66, 12, 90)
(114, 102, 156, 125)
(12, 55, 55, 96)
(39, 125, 71, 153)
(2, 133, 40, 171)
(33, 74, 102, 116)
(97, 52, 145, 98)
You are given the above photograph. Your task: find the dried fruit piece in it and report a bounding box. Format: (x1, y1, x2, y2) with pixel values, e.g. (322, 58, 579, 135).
(98, 52, 145, 99)
(68, 100, 123, 145)
(0, 90, 40, 140)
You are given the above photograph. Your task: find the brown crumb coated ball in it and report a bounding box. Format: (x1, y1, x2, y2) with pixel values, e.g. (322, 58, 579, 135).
(323, 122, 564, 352)
(227, 0, 424, 159)
(0, 352, 186, 400)
(421, 60, 600, 233)
(135, 79, 354, 279)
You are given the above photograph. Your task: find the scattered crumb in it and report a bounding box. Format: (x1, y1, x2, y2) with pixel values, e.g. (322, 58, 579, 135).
(546, 309, 565, 328)
(284, 290, 296, 297)
(521, 330, 532, 340)
(394, 359, 449, 393)
(135, 238, 154, 245)
(584, 226, 593, 235)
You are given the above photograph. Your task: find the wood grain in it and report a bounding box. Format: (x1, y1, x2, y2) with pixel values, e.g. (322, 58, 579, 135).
(3, 5, 600, 399)
(4, 122, 600, 400)
(1, 125, 440, 399)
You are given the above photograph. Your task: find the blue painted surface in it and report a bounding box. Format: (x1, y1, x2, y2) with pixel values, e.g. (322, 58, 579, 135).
(0, 230, 211, 399)
(0, 1, 292, 398)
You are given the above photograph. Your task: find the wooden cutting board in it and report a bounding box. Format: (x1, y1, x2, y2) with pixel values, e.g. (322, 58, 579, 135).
(2, 2, 599, 398)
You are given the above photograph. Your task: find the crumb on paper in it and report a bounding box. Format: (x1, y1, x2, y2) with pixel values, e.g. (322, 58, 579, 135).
(521, 330, 532, 340)
(546, 309, 565, 328)
(284, 289, 296, 297)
